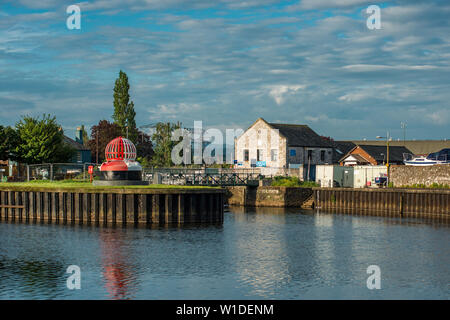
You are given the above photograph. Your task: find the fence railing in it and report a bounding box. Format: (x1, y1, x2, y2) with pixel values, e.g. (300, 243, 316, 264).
(26, 163, 100, 182)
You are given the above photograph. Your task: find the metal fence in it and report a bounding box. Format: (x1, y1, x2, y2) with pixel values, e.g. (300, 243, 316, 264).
(27, 163, 100, 181)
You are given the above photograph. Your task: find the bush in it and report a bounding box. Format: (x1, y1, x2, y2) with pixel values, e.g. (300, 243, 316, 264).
(271, 176, 319, 187)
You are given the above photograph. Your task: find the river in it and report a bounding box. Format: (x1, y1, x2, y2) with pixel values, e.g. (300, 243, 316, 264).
(0, 207, 448, 299)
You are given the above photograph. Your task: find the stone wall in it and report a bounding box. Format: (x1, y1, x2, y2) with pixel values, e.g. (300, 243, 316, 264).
(390, 165, 450, 187)
(225, 186, 312, 207)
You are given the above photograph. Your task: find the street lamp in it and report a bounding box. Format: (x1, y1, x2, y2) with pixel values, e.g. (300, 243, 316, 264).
(400, 121, 407, 146)
(376, 132, 391, 186)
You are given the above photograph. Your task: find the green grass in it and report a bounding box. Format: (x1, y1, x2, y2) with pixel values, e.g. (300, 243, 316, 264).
(398, 183, 449, 189)
(270, 176, 319, 188)
(0, 180, 218, 190)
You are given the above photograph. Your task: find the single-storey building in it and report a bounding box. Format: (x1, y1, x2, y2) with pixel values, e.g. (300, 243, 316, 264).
(234, 118, 333, 168)
(339, 144, 412, 166)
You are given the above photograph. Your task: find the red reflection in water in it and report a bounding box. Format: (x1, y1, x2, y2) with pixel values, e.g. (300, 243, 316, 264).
(100, 231, 135, 300)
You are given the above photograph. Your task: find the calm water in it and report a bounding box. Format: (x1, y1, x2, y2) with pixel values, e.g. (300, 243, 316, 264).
(0, 207, 448, 300)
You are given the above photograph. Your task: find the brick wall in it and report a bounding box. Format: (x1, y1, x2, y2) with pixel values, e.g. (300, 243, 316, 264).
(390, 165, 450, 186)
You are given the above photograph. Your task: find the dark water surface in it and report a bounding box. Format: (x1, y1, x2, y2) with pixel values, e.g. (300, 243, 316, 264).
(0, 207, 448, 299)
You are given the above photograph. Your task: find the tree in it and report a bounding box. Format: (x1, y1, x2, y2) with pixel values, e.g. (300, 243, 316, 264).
(136, 130, 153, 164)
(151, 122, 181, 167)
(80, 125, 89, 146)
(0, 125, 19, 161)
(112, 70, 138, 143)
(88, 120, 122, 163)
(15, 114, 76, 164)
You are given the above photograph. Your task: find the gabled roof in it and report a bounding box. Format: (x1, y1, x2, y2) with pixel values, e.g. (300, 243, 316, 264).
(350, 140, 450, 155)
(343, 153, 370, 163)
(268, 122, 332, 148)
(340, 144, 412, 163)
(64, 135, 90, 151)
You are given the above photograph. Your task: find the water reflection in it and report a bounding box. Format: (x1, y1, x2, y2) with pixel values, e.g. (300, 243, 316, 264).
(99, 229, 138, 300)
(0, 210, 448, 299)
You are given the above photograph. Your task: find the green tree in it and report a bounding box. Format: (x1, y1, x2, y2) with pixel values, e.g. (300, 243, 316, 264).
(80, 125, 89, 146)
(136, 130, 153, 164)
(112, 70, 138, 143)
(15, 114, 75, 164)
(87, 120, 122, 163)
(0, 125, 19, 160)
(151, 122, 181, 167)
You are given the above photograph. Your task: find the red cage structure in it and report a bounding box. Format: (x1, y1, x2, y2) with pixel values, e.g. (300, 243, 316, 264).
(98, 137, 143, 182)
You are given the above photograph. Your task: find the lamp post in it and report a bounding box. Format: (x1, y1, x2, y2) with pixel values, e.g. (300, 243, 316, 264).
(400, 121, 407, 146)
(376, 132, 391, 186)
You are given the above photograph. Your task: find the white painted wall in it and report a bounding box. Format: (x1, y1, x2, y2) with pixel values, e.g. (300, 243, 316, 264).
(353, 166, 387, 188)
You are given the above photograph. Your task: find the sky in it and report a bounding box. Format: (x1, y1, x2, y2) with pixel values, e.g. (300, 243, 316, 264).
(0, 0, 449, 142)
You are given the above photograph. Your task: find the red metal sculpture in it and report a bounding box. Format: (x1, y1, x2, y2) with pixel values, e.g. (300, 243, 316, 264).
(99, 137, 142, 181)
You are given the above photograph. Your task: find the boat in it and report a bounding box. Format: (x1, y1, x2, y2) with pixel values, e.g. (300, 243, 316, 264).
(403, 148, 450, 166)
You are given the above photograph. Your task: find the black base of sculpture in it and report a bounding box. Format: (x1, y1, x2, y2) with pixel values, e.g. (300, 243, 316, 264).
(98, 170, 142, 181)
(92, 180, 149, 186)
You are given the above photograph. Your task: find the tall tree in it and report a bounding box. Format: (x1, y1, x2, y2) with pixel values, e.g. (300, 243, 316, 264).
(88, 120, 122, 163)
(151, 122, 181, 167)
(15, 114, 75, 164)
(112, 70, 138, 143)
(80, 125, 89, 146)
(0, 125, 19, 161)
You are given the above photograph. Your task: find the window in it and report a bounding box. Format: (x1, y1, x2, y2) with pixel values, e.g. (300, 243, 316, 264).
(321, 150, 325, 161)
(257, 149, 263, 161)
(289, 149, 296, 157)
(271, 149, 278, 161)
(244, 149, 249, 161)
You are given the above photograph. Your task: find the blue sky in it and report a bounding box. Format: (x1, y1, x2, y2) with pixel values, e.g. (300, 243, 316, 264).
(0, 0, 449, 141)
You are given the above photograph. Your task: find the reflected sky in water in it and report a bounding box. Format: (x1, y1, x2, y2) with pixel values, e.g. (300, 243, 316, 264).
(0, 208, 448, 299)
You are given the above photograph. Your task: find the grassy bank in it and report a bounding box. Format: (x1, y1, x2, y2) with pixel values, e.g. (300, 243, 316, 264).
(0, 180, 218, 190)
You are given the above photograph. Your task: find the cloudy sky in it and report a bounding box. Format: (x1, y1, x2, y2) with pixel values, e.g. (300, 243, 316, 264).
(1, 0, 449, 141)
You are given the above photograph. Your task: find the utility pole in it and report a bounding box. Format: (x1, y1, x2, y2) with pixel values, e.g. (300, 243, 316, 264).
(377, 131, 391, 187)
(401, 121, 407, 146)
(96, 128, 99, 164)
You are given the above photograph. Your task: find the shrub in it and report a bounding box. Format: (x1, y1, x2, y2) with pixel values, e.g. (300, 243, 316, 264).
(271, 176, 319, 187)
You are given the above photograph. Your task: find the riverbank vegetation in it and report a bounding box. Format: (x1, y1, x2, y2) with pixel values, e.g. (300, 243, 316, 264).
(0, 180, 218, 190)
(271, 176, 319, 187)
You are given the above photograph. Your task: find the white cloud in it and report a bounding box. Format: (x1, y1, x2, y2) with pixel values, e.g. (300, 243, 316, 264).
(268, 85, 306, 105)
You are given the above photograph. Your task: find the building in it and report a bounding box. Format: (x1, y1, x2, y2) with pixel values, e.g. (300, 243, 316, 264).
(350, 140, 450, 156)
(64, 127, 92, 164)
(234, 118, 333, 168)
(339, 145, 412, 166)
(330, 141, 357, 163)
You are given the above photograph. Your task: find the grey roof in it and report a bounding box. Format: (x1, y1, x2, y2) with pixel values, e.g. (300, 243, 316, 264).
(268, 123, 332, 148)
(356, 145, 413, 163)
(350, 140, 450, 155)
(64, 135, 90, 151)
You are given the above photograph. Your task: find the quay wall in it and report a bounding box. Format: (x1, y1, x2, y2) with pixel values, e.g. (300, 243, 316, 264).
(0, 187, 224, 225)
(226, 186, 312, 207)
(314, 187, 449, 220)
(390, 165, 450, 187)
(226, 186, 449, 220)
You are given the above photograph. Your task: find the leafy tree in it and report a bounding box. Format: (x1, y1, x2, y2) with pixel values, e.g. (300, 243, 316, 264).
(151, 122, 181, 167)
(0, 125, 19, 161)
(136, 130, 153, 164)
(15, 114, 76, 164)
(80, 125, 89, 146)
(112, 70, 138, 143)
(88, 120, 122, 163)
